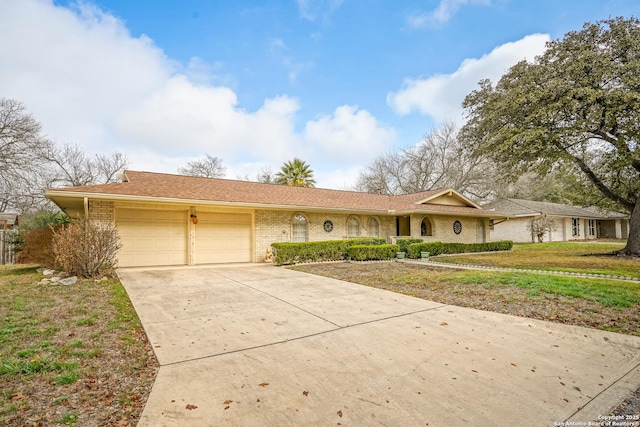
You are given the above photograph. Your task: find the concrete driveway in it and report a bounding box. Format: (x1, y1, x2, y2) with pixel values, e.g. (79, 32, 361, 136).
(118, 264, 640, 427)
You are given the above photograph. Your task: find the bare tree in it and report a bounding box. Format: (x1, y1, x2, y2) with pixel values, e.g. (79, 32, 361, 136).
(355, 121, 496, 200)
(526, 217, 557, 243)
(42, 142, 128, 188)
(0, 98, 53, 212)
(255, 166, 275, 184)
(178, 154, 226, 178)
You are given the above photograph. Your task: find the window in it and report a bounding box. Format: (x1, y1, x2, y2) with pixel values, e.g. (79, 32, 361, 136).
(368, 217, 380, 237)
(572, 218, 580, 237)
(420, 217, 433, 236)
(489, 220, 495, 231)
(347, 216, 360, 237)
(292, 213, 308, 242)
(588, 219, 596, 236)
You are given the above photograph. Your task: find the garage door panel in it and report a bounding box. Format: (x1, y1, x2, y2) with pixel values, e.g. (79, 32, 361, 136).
(117, 209, 187, 267)
(195, 213, 251, 264)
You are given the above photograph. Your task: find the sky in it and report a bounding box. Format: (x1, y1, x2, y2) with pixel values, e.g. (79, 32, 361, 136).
(2, 0, 640, 190)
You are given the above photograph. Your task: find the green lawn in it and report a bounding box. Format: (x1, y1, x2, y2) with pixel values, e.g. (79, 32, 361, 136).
(432, 242, 639, 278)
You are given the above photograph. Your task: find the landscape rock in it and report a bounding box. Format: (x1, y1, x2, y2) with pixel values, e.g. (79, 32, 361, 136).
(42, 269, 55, 276)
(58, 276, 78, 286)
(49, 277, 61, 283)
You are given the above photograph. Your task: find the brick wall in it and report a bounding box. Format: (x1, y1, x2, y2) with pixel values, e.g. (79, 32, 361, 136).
(254, 210, 395, 262)
(88, 200, 115, 223)
(409, 215, 486, 244)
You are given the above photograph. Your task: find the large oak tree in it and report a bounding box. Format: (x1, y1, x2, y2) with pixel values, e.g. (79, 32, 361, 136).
(461, 17, 640, 255)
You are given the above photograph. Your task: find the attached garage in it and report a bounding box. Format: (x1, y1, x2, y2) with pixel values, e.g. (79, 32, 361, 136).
(117, 208, 188, 267)
(195, 212, 252, 264)
(115, 208, 252, 267)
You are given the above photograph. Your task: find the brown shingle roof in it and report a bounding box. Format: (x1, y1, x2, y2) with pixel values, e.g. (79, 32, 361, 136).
(483, 198, 629, 219)
(47, 170, 502, 217)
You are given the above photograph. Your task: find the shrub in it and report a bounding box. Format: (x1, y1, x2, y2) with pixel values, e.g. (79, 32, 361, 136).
(16, 227, 65, 266)
(347, 244, 399, 261)
(396, 238, 423, 253)
(51, 220, 122, 278)
(271, 238, 386, 265)
(406, 240, 513, 258)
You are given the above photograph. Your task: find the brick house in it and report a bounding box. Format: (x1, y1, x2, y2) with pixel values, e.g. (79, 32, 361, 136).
(46, 170, 507, 268)
(483, 198, 630, 243)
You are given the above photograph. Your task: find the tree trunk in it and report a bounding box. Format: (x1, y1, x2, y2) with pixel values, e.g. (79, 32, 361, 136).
(619, 194, 640, 256)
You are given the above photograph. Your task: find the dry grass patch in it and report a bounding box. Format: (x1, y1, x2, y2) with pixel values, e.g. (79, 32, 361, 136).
(0, 265, 157, 426)
(433, 242, 639, 278)
(290, 261, 640, 336)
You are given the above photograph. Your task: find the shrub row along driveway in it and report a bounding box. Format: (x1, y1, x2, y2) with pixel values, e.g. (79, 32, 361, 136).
(118, 264, 640, 426)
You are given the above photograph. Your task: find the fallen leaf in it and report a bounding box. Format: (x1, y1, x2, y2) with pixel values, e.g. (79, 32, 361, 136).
(471, 370, 478, 373)
(224, 400, 233, 405)
(560, 382, 565, 386)
(11, 392, 27, 400)
(303, 391, 309, 396)
(573, 387, 581, 392)
(563, 398, 569, 403)
(511, 363, 517, 367)
(337, 410, 343, 418)
(224, 406, 230, 410)
(186, 404, 198, 410)
(258, 382, 269, 387)
(603, 337, 609, 341)
(440, 322, 448, 326)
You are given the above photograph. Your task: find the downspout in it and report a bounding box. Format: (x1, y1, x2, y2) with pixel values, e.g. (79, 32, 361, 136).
(83, 197, 89, 221)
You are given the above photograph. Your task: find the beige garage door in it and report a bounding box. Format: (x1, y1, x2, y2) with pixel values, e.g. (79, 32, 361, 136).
(117, 209, 188, 267)
(195, 212, 251, 264)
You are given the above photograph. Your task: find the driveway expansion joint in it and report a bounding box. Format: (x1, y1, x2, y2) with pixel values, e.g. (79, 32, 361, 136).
(158, 304, 450, 368)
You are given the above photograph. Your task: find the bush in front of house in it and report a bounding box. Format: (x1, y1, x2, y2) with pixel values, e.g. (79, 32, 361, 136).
(406, 240, 513, 258)
(347, 244, 399, 261)
(396, 238, 423, 253)
(51, 220, 122, 277)
(271, 237, 386, 265)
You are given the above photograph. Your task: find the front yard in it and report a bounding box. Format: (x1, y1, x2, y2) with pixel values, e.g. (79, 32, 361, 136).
(0, 265, 157, 426)
(290, 242, 640, 335)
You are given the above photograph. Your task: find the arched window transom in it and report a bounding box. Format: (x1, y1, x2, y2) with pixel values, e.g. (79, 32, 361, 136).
(292, 213, 308, 242)
(347, 216, 360, 238)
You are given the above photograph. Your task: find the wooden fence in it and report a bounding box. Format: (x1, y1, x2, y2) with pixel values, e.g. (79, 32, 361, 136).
(0, 230, 17, 265)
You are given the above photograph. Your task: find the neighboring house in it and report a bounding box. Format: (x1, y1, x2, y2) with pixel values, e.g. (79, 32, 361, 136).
(483, 199, 630, 243)
(0, 213, 19, 230)
(46, 170, 508, 268)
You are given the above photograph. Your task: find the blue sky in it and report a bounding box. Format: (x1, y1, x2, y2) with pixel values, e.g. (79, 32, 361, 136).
(2, 0, 640, 189)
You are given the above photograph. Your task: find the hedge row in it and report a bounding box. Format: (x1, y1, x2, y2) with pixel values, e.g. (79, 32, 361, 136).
(406, 240, 513, 258)
(271, 238, 386, 265)
(347, 244, 399, 261)
(396, 238, 423, 253)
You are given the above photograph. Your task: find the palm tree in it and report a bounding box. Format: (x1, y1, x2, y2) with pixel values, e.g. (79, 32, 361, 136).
(275, 158, 316, 187)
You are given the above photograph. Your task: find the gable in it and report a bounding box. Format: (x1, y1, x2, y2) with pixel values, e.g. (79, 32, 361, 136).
(423, 194, 468, 207)
(413, 189, 481, 209)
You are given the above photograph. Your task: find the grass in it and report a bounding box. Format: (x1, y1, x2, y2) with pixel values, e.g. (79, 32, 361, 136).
(433, 242, 640, 278)
(290, 242, 640, 336)
(0, 264, 157, 426)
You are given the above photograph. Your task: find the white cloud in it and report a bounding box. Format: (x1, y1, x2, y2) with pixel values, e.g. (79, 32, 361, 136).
(0, 0, 393, 189)
(0, 0, 172, 151)
(296, 0, 344, 22)
(116, 75, 301, 162)
(304, 105, 396, 165)
(387, 34, 549, 123)
(407, 0, 492, 28)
